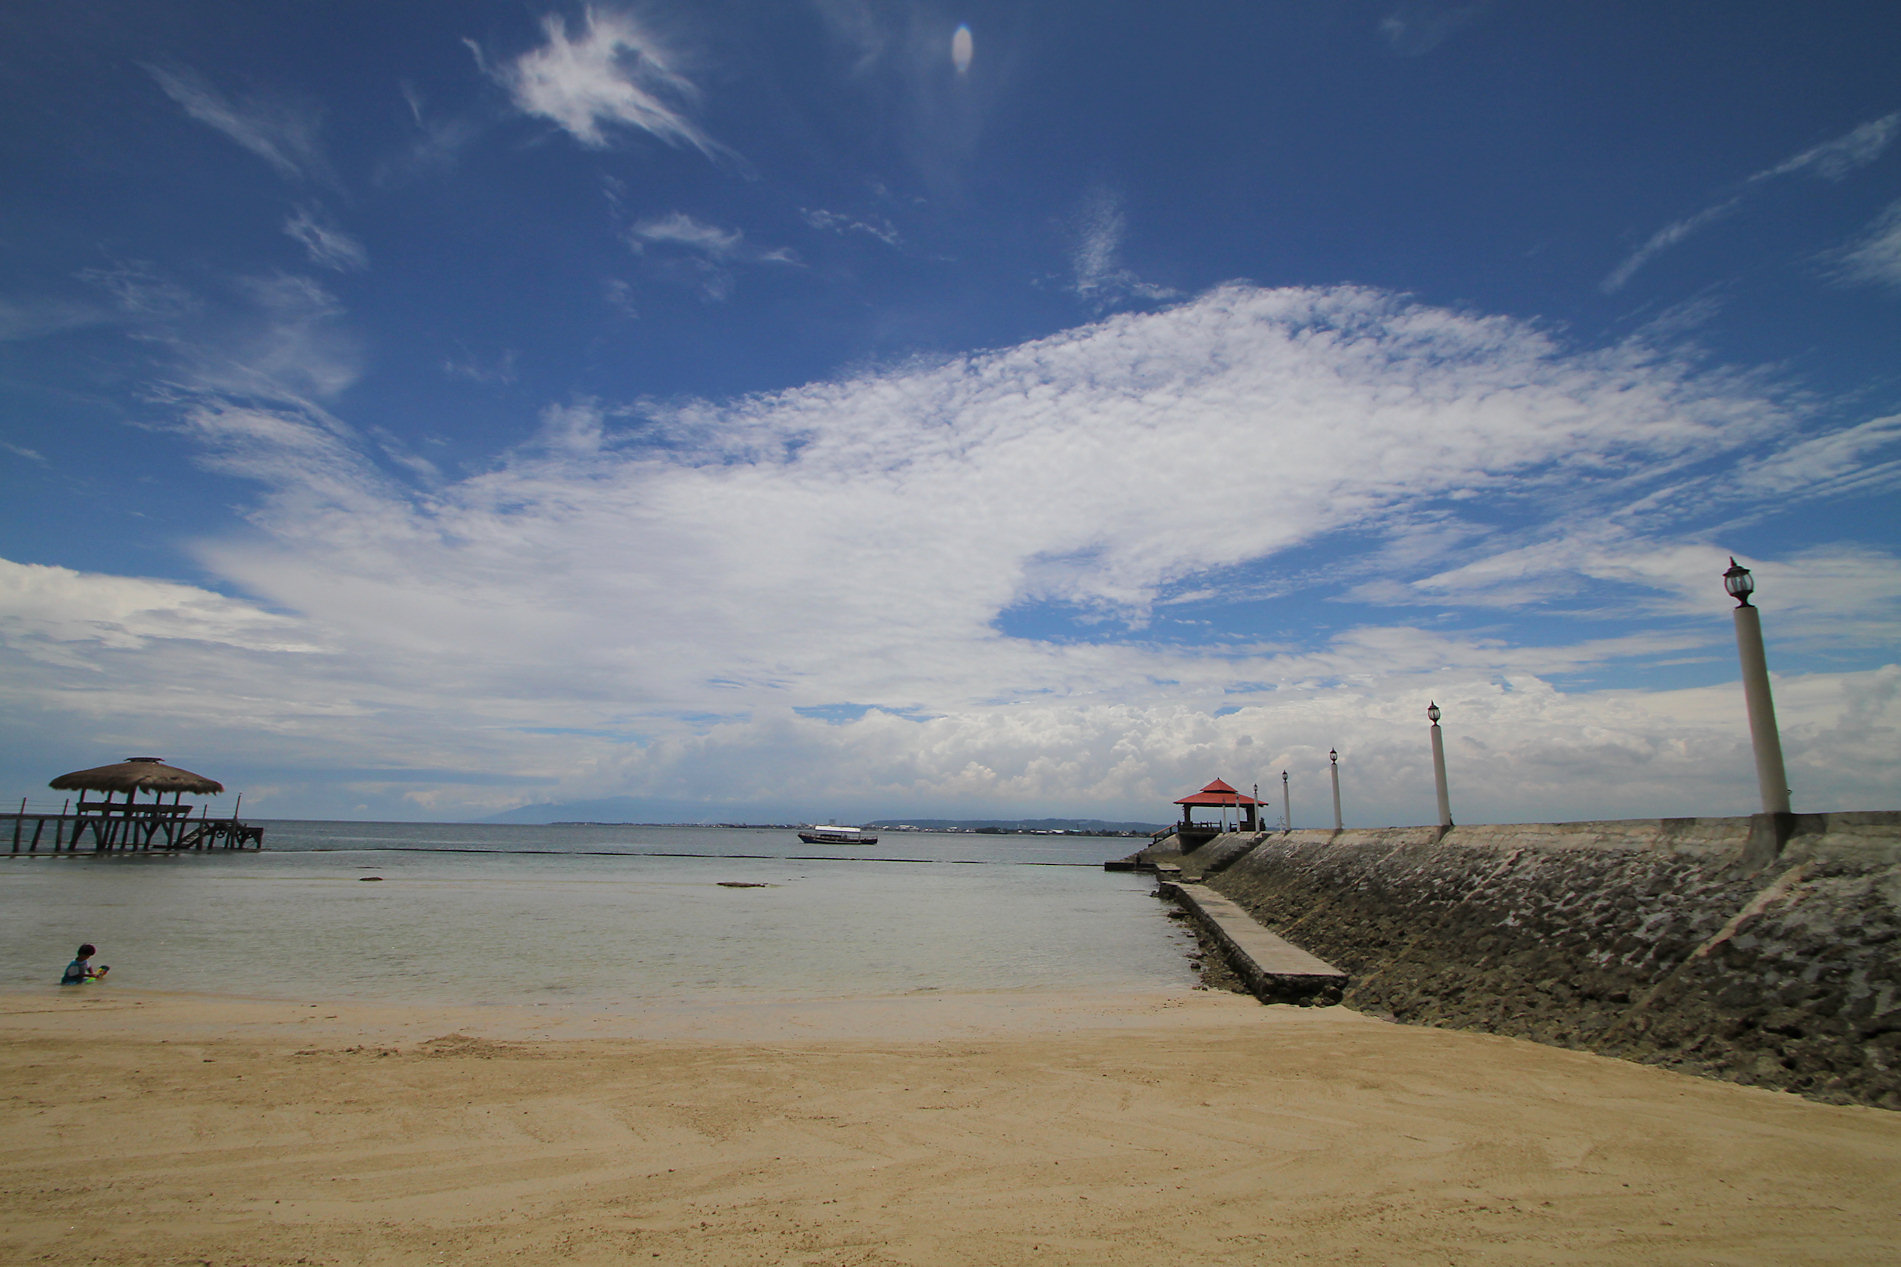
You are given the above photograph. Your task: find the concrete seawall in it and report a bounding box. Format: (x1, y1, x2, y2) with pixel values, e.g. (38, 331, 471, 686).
(1202, 813, 1901, 1109)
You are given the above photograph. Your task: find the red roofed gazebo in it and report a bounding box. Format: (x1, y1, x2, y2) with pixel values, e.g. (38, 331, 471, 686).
(1174, 778, 1261, 834)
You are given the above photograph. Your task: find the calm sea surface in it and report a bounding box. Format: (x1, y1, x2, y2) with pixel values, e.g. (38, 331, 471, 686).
(0, 823, 1191, 1008)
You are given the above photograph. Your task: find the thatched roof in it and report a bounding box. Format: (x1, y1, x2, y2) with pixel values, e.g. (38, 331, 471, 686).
(50, 757, 224, 796)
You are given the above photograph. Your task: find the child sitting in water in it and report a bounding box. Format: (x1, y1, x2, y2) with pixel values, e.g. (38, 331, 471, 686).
(61, 943, 108, 985)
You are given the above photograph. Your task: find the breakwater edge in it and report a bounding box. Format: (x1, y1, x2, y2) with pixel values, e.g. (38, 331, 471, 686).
(1135, 812, 1901, 1109)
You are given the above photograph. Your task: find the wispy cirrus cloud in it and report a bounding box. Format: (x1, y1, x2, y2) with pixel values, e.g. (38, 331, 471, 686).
(77, 261, 362, 409)
(284, 207, 368, 272)
(1603, 112, 1901, 293)
(376, 84, 481, 186)
(77, 261, 200, 323)
(144, 62, 332, 184)
(1730, 412, 1901, 501)
(800, 207, 901, 247)
(487, 8, 724, 160)
(1600, 198, 1743, 296)
(443, 345, 519, 386)
(0, 295, 108, 342)
(628, 212, 798, 300)
(1378, 1, 1487, 57)
(1827, 198, 1901, 290)
(629, 213, 793, 262)
(1067, 188, 1177, 310)
(1750, 113, 1901, 184)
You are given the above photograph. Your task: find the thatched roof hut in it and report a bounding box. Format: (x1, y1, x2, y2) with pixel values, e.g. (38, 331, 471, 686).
(50, 757, 224, 797)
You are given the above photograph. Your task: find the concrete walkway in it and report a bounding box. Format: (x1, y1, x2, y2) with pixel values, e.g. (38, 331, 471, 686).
(1162, 880, 1346, 1006)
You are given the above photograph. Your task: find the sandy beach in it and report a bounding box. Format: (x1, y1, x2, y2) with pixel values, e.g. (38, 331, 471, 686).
(4, 988, 1899, 1265)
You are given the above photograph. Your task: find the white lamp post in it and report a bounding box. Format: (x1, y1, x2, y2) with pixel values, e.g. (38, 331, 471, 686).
(1329, 748, 1342, 832)
(1281, 770, 1290, 832)
(1724, 558, 1791, 815)
(1427, 702, 1452, 828)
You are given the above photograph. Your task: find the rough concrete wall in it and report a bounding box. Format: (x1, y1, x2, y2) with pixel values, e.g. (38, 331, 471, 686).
(1206, 814, 1901, 1109)
(1137, 831, 1261, 880)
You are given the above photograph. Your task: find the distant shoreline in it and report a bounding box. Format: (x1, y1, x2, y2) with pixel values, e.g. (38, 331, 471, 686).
(538, 821, 1164, 837)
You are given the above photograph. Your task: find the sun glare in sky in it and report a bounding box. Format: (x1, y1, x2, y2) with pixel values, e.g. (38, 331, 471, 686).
(952, 23, 974, 76)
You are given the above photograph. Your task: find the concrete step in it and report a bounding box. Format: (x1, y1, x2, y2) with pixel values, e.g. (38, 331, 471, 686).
(1161, 880, 1345, 1005)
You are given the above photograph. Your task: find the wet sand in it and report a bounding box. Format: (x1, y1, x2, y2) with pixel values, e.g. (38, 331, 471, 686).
(4, 987, 1899, 1265)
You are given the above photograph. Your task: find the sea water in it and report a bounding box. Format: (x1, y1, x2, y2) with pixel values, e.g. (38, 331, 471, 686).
(0, 823, 1192, 1009)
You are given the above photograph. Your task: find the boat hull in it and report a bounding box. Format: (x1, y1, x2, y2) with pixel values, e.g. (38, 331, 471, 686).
(797, 829, 879, 846)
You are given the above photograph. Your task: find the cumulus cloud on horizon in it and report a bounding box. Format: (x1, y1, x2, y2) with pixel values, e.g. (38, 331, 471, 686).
(6, 283, 1897, 821)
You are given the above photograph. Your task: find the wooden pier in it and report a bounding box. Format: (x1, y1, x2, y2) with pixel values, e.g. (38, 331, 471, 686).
(6, 800, 263, 853)
(11, 756, 265, 855)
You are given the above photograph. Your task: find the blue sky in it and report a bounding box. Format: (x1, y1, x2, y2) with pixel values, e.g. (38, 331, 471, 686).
(2, 2, 1898, 825)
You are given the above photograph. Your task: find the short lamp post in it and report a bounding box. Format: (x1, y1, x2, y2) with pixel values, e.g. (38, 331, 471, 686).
(1281, 770, 1290, 832)
(1427, 702, 1453, 828)
(1329, 748, 1343, 832)
(1724, 558, 1791, 815)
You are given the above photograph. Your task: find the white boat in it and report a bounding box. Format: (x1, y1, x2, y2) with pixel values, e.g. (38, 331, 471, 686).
(797, 824, 879, 845)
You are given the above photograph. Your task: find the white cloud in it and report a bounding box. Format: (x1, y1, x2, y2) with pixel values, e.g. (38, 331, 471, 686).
(1378, 2, 1486, 57)
(443, 346, 519, 385)
(629, 212, 796, 264)
(77, 262, 200, 323)
(1601, 198, 1741, 294)
(1731, 411, 1901, 501)
(144, 62, 331, 183)
(809, 0, 888, 72)
(9, 284, 1896, 821)
(493, 8, 722, 159)
(630, 212, 741, 258)
(1750, 113, 1900, 183)
(284, 207, 369, 272)
(187, 274, 363, 403)
(800, 207, 901, 246)
(1401, 535, 1901, 647)
(628, 213, 799, 300)
(1068, 189, 1177, 309)
(0, 295, 107, 342)
(0, 559, 322, 661)
(377, 84, 481, 185)
(1827, 199, 1901, 290)
(1604, 113, 1901, 293)
(69, 260, 359, 408)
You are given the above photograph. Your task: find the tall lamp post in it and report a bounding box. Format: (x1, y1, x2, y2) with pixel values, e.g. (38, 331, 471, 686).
(1427, 702, 1453, 828)
(1329, 748, 1343, 832)
(1281, 770, 1290, 832)
(1724, 558, 1791, 815)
